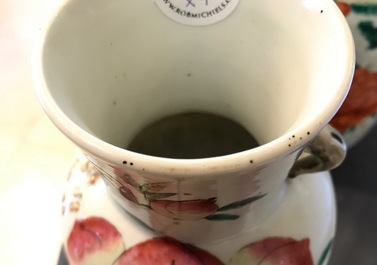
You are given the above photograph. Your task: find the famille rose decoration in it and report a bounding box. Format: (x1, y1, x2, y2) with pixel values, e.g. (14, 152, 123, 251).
(331, 1, 377, 146)
(62, 155, 334, 265)
(98, 164, 266, 222)
(33, 0, 354, 264)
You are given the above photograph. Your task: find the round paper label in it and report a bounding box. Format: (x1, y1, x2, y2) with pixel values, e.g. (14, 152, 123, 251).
(155, 0, 240, 26)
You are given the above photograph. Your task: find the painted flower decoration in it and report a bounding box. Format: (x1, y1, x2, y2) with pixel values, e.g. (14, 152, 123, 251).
(65, 216, 332, 265)
(64, 158, 332, 265)
(115, 237, 224, 265)
(331, 68, 377, 131)
(150, 198, 219, 220)
(229, 237, 314, 265)
(101, 169, 267, 222)
(66, 217, 125, 265)
(330, 2, 377, 132)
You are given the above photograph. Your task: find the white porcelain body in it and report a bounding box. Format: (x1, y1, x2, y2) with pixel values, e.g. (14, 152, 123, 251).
(62, 154, 336, 265)
(34, 0, 354, 242)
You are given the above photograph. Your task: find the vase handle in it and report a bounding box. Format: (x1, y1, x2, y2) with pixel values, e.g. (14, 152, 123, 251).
(288, 125, 346, 178)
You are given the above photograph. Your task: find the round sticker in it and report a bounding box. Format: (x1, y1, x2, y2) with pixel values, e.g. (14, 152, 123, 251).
(155, 0, 240, 26)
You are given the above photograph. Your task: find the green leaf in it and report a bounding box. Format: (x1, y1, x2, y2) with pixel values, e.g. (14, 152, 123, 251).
(317, 239, 333, 265)
(141, 182, 170, 192)
(217, 194, 267, 212)
(144, 192, 176, 202)
(206, 214, 240, 221)
(120, 174, 141, 190)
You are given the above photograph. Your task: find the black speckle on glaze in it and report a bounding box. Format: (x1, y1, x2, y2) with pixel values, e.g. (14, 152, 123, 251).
(123, 161, 134, 166)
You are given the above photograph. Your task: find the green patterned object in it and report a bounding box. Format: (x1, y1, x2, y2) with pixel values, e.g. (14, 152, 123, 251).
(358, 20, 377, 49)
(330, 1, 377, 147)
(351, 4, 377, 14)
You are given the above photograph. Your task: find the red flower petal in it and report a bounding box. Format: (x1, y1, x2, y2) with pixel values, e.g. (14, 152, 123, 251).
(115, 237, 224, 265)
(185, 243, 225, 265)
(230, 237, 314, 265)
(67, 217, 124, 265)
(150, 199, 218, 220)
(331, 68, 377, 131)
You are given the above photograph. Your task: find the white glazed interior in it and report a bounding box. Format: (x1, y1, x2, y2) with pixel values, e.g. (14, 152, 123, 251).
(34, 0, 354, 173)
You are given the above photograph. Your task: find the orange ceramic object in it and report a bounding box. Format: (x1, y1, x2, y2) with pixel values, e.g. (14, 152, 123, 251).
(331, 68, 377, 131)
